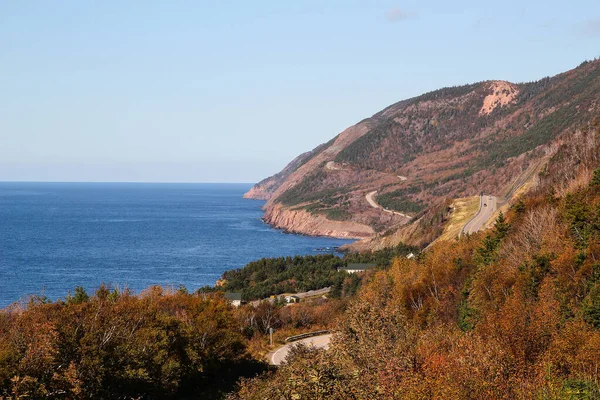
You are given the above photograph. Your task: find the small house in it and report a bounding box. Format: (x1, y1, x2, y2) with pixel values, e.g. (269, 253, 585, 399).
(224, 292, 244, 307)
(339, 263, 377, 274)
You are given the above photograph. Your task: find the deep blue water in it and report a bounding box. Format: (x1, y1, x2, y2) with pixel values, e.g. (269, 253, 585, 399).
(0, 182, 354, 308)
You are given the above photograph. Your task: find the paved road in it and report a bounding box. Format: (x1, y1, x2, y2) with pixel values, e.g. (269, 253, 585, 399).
(366, 191, 411, 219)
(270, 334, 332, 365)
(462, 195, 498, 235)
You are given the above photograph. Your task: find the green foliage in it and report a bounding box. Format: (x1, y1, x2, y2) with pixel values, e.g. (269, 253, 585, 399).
(458, 287, 476, 332)
(219, 254, 347, 300)
(582, 284, 600, 328)
(476, 234, 500, 267)
(494, 211, 510, 239)
(457, 257, 477, 331)
(475, 212, 511, 266)
(324, 208, 351, 221)
(522, 254, 553, 299)
(303, 203, 352, 221)
(289, 137, 337, 175)
(513, 199, 526, 214)
(67, 286, 89, 304)
(330, 273, 362, 299)
(559, 379, 600, 399)
(475, 105, 571, 169)
(107, 288, 120, 302)
(216, 245, 417, 302)
(335, 119, 415, 168)
(563, 192, 597, 248)
(477, 64, 600, 170)
(275, 167, 350, 207)
(376, 190, 426, 214)
(334, 83, 480, 170)
(590, 168, 600, 187)
(343, 242, 418, 266)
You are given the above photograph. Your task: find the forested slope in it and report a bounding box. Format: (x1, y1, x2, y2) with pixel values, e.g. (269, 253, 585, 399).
(233, 123, 600, 399)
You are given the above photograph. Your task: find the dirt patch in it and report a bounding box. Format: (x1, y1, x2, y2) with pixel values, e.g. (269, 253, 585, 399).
(438, 196, 480, 241)
(325, 161, 342, 171)
(479, 81, 518, 115)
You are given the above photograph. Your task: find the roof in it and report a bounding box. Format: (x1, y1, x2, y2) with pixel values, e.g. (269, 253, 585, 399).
(224, 292, 242, 301)
(339, 263, 377, 271)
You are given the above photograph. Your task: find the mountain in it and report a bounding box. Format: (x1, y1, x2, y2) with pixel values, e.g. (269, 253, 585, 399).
(246, 59, 600, 246)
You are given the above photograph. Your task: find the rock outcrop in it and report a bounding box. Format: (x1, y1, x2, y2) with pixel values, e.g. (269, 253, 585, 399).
(263, 203, 374, 239)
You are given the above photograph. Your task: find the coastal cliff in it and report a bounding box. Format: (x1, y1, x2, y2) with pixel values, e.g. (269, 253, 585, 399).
(245, 60, 600, 247)
(263, 203, 374, 239)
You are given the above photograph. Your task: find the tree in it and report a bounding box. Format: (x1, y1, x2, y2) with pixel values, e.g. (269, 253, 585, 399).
(493, 211, 510, 239)
(0, 288, 263, 399)
(583, 284, 600, 328)
(67, 286, 89, 304)
(590, 168, 600, 187)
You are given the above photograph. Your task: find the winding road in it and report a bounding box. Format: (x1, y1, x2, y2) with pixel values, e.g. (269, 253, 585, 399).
(269, 334, 332, 365)
(366, 191, 412, 219)
(461, 195, 498, 235)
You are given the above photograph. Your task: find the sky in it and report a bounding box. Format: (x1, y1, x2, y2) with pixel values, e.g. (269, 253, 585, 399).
(1, 1, 599, 183)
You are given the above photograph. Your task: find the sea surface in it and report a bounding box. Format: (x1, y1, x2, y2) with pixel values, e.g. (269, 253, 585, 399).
(0, 182, 354, 308)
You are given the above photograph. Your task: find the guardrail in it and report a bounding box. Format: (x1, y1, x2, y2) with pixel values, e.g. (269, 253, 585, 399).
(284, 330, 331, 343)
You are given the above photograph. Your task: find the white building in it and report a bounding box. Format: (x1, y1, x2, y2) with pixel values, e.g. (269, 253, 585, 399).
(338, 263, 377, 274)
(224, 292, 243, 307)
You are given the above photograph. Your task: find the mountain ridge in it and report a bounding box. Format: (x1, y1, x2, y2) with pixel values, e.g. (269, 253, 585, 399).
(246, 59, 600, 247)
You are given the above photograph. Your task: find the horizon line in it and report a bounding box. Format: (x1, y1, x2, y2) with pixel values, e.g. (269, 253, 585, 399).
(0, 180, 257, 185)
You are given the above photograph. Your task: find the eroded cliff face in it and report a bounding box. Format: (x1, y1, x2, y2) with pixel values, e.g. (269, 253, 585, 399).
(263, 203, 374, 239)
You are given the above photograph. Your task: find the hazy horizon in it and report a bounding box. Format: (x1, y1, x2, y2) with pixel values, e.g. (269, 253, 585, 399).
(0, 180, 257, 184)
(2, 1, 599, 183)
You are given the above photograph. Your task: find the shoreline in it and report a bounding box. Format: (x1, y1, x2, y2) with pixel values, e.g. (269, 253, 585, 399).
(260, 216, 363, 242)
(0, 183, 353, 308)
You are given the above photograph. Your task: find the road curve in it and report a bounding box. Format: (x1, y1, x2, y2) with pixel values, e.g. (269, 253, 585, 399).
(462, 195, 498, 235)
(269, 334, 332, 365)
(366, 191, 411, 219)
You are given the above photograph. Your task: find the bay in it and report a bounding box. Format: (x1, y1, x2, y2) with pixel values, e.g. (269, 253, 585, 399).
(0, 182, 354, 307)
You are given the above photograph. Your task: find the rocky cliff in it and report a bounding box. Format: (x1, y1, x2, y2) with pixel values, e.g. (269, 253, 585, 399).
(263, 203, 374, 239)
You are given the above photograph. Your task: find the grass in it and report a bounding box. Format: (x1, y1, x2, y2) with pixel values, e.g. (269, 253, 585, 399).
(437, 196, 480, 242)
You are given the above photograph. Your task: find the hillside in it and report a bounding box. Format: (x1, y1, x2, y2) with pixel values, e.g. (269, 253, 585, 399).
(3, 124, 598, 399)
(233, 123, 600, 399)
(246, 59, 600, 246)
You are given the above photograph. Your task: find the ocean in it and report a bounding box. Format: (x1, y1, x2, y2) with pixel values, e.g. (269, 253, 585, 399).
(0, 182, 354, 308)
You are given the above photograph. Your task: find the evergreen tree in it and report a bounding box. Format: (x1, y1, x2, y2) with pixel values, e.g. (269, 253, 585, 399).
(493, 211, 510, 239)
(590, 168, 600, 187)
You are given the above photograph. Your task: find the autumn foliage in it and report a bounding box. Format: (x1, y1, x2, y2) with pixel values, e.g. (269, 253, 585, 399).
(0, 288, 267, 399)
(232, 142, 600, 398)
(3, 127, 600, 399)
(0, 283, 352, 398)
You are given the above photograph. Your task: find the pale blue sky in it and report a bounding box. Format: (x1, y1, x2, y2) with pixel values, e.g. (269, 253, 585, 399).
(1, 1, 599, 183)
